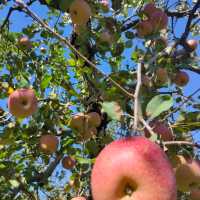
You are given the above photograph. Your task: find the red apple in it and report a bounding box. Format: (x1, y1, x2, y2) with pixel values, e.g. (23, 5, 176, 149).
(71, 197, 86, 200)
(87, 112, 101, 127)
(173, 71, 189, 87)
(186, 39, 198, 51)
(62, 156, 76, 169)
(91, 136, 177, 200)
(8, 88, 38, 118)
(39, 135, 59, 154)
(137, 20, 153, 37)
(190, 188, 200, 200)
(144, 121, 174, 141)
(149, 10, 168, 31)
(99, 30, 114, 44)
(155, 68, 169, 84)
(143, 3, 157, 17)
(69, 0, 92, 25)
(69, 113, 87, 132)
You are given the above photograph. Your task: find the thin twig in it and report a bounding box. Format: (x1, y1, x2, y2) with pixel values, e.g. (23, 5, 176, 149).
(133, 62, 142, 130)
(163, 141, 200, 149)
(164, 87, 200, 120)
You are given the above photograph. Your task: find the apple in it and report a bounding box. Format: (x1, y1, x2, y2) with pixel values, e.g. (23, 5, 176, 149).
(73, 24, 87, 35)
(62, 156, 76, 169)
(69, 113, 88, 132)
(39, 135, 59, 154)
(173, 70, 189, 87)
(172, 155, 200, 192)
(8, 88, 38, 118)
(87, 112, 101, 127)
(79, 127, 97, 141)
(149, 9, 168, 31)
(69, 0, 92, 25)
(143, 3, 157, 17)
(137, 20, 153, 37)
(18, 36, 32, 49)
(99, 30, 114, 44)
(141, 75, 152, 88)
(186, 39, 198, 52)
(59, 0, 74, 12)
(91, 136, 177, 200)
(71, 197, 86, 200)
(189, 188, 200, 200)
(155, 68, 168, 84)
(144, 121, 174, 141)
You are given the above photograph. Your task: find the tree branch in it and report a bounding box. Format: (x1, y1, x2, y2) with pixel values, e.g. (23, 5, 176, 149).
(15, 0, 134, 99)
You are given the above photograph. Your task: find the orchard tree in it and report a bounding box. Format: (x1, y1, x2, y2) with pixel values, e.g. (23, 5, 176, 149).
(0, 0, 200, 199)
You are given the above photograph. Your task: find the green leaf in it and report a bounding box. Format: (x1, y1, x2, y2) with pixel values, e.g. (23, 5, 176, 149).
(146, 95, 173, 119)
(41, 74, 52, 90)
(75, 156, 95, 164)
(102, 101, 123, 121)
(9, 179, 20, 188)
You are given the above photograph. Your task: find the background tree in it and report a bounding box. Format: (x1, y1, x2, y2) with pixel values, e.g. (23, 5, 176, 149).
(0, 0, 199, 199)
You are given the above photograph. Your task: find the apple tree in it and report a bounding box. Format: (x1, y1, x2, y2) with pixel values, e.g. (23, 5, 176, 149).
(0, 0, 199, 199)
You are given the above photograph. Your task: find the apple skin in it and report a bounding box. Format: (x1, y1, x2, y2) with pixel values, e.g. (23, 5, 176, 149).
(173, 155, 200, 192)
(18, 36, 32, 49)
(39, 135, 59, 154)
(186, 39, 198, 51)
(62, 156, 76, 169)
(155, 68, 168, 84)
(150, 10, 168, 31)
(69, 0, 92, 25)
(143, 3, 157, 17)
(189, 188, 200, 200)
(137, 20, 153, 37)
(87, 112, 101, 127)
(144, 121, 174, 141)
(79, 127, 97, 141)
(69, 113, 87, 132)
(91, 136, 177, 200)
(173, 71, 189, 87)
(8, 88, 38, 118)
(71, 197, 86, 200)
(99, 30, 114, 44)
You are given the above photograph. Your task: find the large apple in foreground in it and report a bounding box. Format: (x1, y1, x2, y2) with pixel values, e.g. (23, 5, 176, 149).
(91, 136, 177, 200)
(71, 197, 86, 200)
(8, 88, 38, 118)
